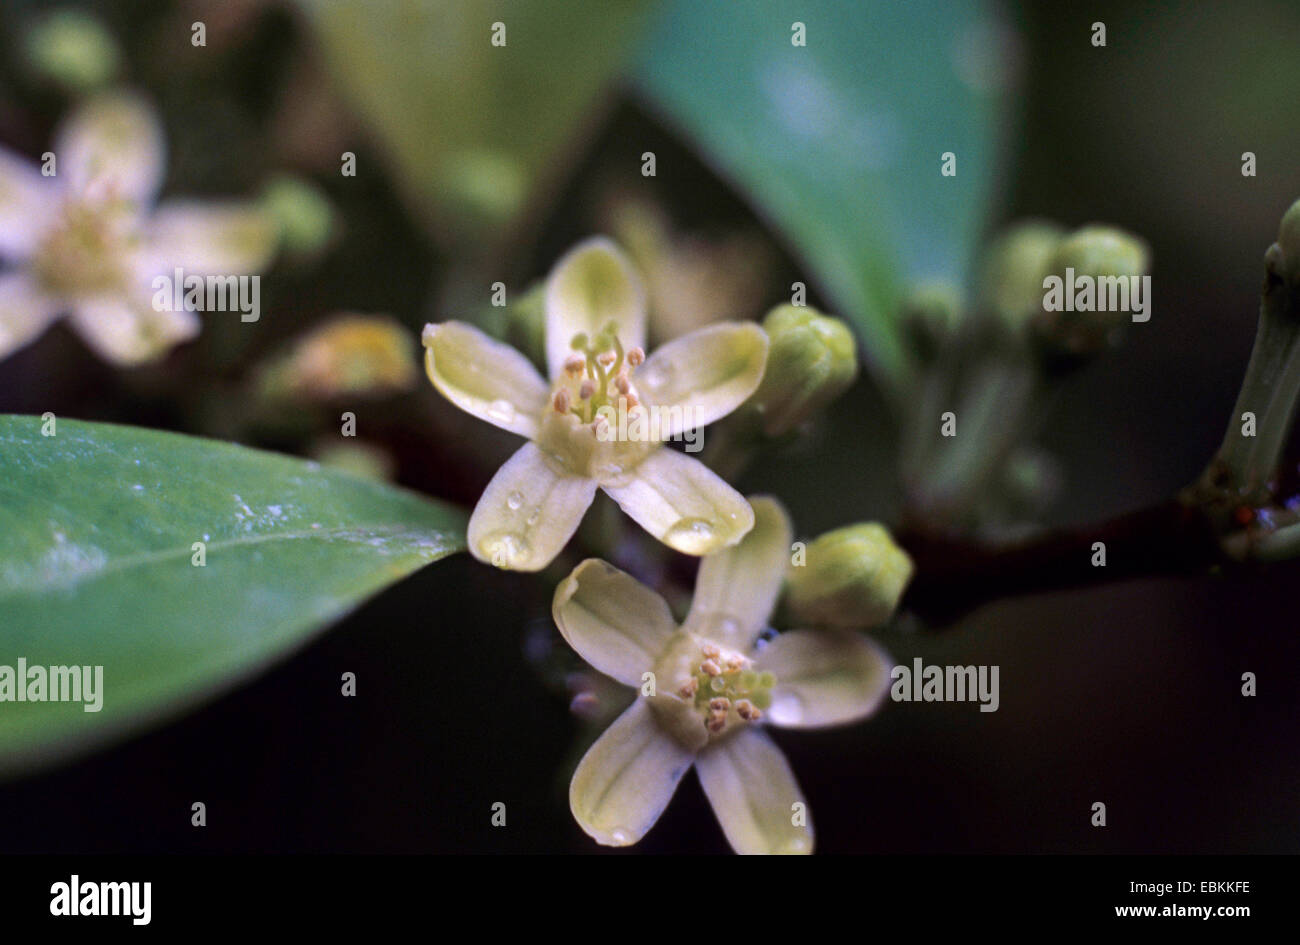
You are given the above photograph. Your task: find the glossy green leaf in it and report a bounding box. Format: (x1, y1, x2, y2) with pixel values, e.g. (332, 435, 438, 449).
(297, 0, 654, 248)
(633, 0, 1015, 384)
(0, 417, 465, 774)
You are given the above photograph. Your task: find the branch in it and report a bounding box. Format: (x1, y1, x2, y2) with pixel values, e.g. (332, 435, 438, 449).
(897, 500, 1223, 626)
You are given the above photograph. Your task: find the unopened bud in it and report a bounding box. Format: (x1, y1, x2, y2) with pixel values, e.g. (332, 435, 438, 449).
(1037, 225, 1150, 355)
(900, 283, 963, 362)
(978, 220, 1065, 333)
(786, 523, 914, 629)
(751, 305, 858, 436)
(261, 175, 335, 257)
(1266, 198, 1300, 289)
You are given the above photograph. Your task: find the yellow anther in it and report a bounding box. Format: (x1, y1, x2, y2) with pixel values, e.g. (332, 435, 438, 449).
(709, 697, 731, 713)
(735, 699, 761, 721)
(678, 678, 698, 698)
(700, 659, 721, 677)
(702, 644, 721, 659)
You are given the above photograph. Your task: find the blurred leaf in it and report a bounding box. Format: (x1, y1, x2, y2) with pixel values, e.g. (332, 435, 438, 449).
(0, 417, 465, 774)
(633, 0, 1015, 384)
(297, 0, 654, 248)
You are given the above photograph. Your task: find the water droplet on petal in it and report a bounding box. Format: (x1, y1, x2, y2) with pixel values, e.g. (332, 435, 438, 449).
(481, 532, 530, 568)
(526, 507, 541, 525)
(610, 828, 632, 845)
(486, 399, 515, 423)
(664, 517, 716, 554)
(506, 490, 524, 510)
(768, 690, 804, 726)
(641, 360, 673, 391)
(782, 834, 813, 854)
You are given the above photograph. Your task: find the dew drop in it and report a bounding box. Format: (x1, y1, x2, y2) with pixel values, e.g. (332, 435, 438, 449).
(526, 507, 541, 525)
(610, 829, 632, 845)
(482, 532, 530, 568)
(640, 361, 673, 391)
(664, 517, 716, 554)
(486, 399, 515, 423)
(768, 691, 804, 726)
(506, 491, 524, 510)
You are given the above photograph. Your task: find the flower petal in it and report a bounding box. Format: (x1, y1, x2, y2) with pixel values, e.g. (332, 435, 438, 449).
(695, 727, 812, 854)
(553, 559, 677, 686)
(0, 146, 56, 260)
(601, 448, 753, 556)
(684, 495, 792, 649)
(423, 321, 549, 438)
(754, 630, 891, 728)
(67, 295, 197, 365)
(637, 322, 768, 437)
(544, 236, 646, 380)
(0, 274, 62, 360)
(570, 697, 694, 847)
(56, 92, 165, 206)
(140, 200, 278, 276)
(467, 441, 596, 571)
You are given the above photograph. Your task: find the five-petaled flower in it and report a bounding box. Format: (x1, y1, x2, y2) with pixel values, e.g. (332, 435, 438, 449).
(553, 496, 892, 854)
(422, 237, 770, 571)
(0, 91, 276, 364)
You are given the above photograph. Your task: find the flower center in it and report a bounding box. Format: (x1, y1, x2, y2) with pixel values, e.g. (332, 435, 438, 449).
(550, 321, 646, 433)
(675, 641, 774, 736)
(30, 195, 136, 298)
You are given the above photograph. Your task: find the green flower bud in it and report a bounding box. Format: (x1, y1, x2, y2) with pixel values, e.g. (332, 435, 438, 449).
(751, 305, 858, 436)
(1037, 225, 1150, 355)
(978, 221, 1065, 332)
(24, 11, 121, 92)
(1265, 198, 1300, 288)
(261, 175, 336, 257)
(786, 523, 913, 629)
(900, 282, 963, 362)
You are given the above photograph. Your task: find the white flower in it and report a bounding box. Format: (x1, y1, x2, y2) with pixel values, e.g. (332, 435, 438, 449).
(423, 237, 770, 571)
(0, 91, 276, 364)
(554, 497, 892, 853)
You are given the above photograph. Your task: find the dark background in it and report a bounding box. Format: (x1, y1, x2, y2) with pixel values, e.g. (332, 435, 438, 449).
(1, 0, 1298, 853)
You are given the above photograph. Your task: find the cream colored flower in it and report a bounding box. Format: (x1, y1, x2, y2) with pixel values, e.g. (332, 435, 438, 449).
(0, 91, 276, 364)
(554, 497, 892, 854)
(423, 237, 769, 571)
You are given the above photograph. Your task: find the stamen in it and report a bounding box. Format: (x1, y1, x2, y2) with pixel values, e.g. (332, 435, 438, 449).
(614, 373, 631, 395)
(735, 699, 761, 721)
(552, 389, 571, 414)
(626, 346, 645, 367)
(678, 678, 698, 698)
(578, 379, 595, 400)
(700, 658, 721, 677)
(702, 644, 721, 659)
(564, 354, 586, 377)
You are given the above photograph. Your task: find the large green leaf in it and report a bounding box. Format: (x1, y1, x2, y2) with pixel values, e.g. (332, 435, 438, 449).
(0, 417, 465, 773)
(633, 0, 1014, 384)
(297, 0, 654, 248)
